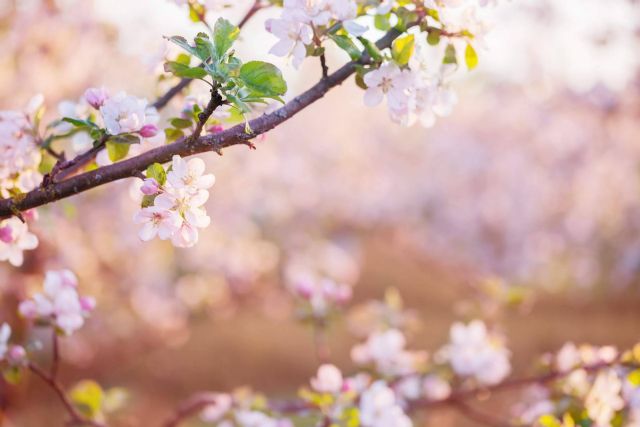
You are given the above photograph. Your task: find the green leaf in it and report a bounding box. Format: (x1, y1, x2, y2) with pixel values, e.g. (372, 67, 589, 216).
(146, 163, 167, 185)
(3, 367, 23, 385)
(165, 128, 184, 142)
(70, 380, 104, 419)
(629, 369, 640, 387)
(443, 43, 457, 65)
(166, 36, 199, 58)
(329, 34, 362, 61)
(107, 134, 140, 145)
(358, 37, 383, 62)
(164, 61, 208, 79)
(106, 141, 130, 162)
(427, 29, 441, 46)
(194, 32, 215, 60)
(62, 117, 98, 128)
(213, 18, 240, 60)
(175, 53, 191, 66)
(391, 34, 415, 66)
(239, 61, 287, 97)
(170, 118, 193, 129)
(141, 194, 156, 208)
(538, 415, 562, 427)
(374, 14, 391, 31)
(465, 43, 479, 70)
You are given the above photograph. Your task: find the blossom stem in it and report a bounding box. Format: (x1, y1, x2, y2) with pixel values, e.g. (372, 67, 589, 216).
(51, 329, 60, 379)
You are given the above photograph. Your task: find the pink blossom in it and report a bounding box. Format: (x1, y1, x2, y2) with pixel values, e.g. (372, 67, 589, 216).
(140, 178, 161, 195)
(139, 123, 159, 138)
(83, 87, 109, 109)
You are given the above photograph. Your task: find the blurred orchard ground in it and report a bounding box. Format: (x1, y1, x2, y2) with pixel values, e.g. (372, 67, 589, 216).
(1, 0, 640, 426)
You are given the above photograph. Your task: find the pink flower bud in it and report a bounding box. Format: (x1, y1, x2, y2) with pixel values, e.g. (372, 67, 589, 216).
(84, 87, 109, 109)
(332, 284, 352, 305)
(0, 225, 13, 243)
(140, 178, 160, 195)
(80, 296, 96, 313)
(18, 300, 37, 319)
(139, 124, 159, 138)
(23, 209, 39, 222)
(7, 345, 27, 365)
(207, 124, 224, 134)
(294, 280, 314, 299)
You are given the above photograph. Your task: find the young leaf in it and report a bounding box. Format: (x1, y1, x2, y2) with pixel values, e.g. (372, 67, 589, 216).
(170, 118, 193, 129)
(391, 34, 415, 66)
(239, 61, 287, 97)
(443, 43, 457, 65)
(427, 29, 441, 46)
(164, 62, 208, 79)
(146, 163, 167, 185)
(465, 43, 479, 70)
(166, 36, 199, 58)
(107, 134, 140, 145)
(70, 380, 104, 420)
(106, 142, 130, 162)
(374, 14, 391, 31)
(358, 37, 383, 62)
(165, 128, 185, 143)
(62, 117, 98, 128)
(329, 34, 362, 61)
(213, 18, 240, 60)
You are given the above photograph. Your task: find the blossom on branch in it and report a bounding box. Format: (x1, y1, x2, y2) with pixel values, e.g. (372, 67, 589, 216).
(18, 269, 95, 336)
(0, 95, 44, 198)
(441, 319, 511, 385)
(134, 155, 215, 248)
(0, 217, 39, 267)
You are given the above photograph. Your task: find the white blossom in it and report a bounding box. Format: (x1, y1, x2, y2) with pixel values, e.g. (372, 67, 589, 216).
(0, 217, 39, 267)
(0, 95, 44, 197)
(351, 329, 425, 377)
(444, 320, 511, 385)
(359, 381, 412, 427)
(311, 364, 344, 393)
(585, 369, 625, 427)
(134, 155, 215, 248)
(99, 91, 158, 135)
(18, 270, 95, 336)
(422, 375, 452, 401)
(0, 323, 11, 360)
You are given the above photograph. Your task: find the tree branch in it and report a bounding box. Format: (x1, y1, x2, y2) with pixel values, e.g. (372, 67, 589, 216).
(0, 28, 404, 218)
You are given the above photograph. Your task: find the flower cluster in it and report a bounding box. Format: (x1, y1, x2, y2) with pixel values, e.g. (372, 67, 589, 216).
(265, 0, 358, 68)
(0, 214, 39, 267)
(56, 87, 163, 165)
(0, 95, 44, 197)
(440, 320, 511, 385)
(516, 343, 640, 427)
(351, 329, 427, 377)
(288, 272, 353, 318)
(19, 269, 95, 336)
(134, 155, 215, 248)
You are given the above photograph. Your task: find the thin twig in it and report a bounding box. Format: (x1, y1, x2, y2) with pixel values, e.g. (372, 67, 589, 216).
(162, 393, 219, 427)
(51, 329, 60, 379)
(28, 363, 105, 427)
